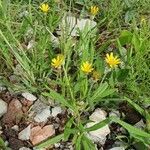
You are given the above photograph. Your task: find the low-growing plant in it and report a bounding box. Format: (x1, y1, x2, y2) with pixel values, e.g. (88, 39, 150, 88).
(0, 0, 150, 150)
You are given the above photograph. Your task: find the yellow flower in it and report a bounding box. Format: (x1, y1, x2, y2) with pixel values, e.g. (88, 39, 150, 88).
(51, 54, 64, 68)
(40, 3, 49, 13)
(105, 52, 121, 68)
(141, 16, 146, 24)
(92, 71, 101, 81)
(90, 6, 99, 16)
(81, 61, 93, 74)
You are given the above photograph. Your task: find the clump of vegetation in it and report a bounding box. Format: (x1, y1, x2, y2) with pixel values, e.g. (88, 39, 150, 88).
(0, 0, 150, 149)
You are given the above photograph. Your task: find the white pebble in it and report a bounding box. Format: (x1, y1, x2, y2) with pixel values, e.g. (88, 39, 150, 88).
(11, 125, 19, 131)
(18, 125, 31, 140)
(109, 147, 125, 150)
(22, 92, 37, 101)
(51, 106, 62, 117)
(19, 147, 31, 150)
(0, 99, 8, 117)
(34, 107, 51, 123)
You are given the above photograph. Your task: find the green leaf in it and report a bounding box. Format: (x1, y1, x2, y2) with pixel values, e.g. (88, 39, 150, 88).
(0, 137, 7, 150)
(43, 90, 75, 111)
(75, 134, 83, 150)
(117, 69, 129, 82)
(112, 117, 150, 138)
(119, 30, 133, 46)
(85, 118, 112, 132)
(132, 34, 141, 51)
(89, 82, 116, 105)
(64, 118, 74, 141)
(145, 111, 150, 133)
(34, 133, 64, 149)
(90, 82, 108, 102)
(82, 135, 96, 150)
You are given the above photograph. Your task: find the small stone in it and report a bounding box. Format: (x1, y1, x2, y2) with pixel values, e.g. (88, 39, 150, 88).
(89, 108, 107, 122)
(57, 15, 97, 37)
(22, 92, 37, 101)
(30, 125, 55, 145)
(34, 107, 51, 123)
(11, 125, 19, 131)
(19, 147, 31, 150)
(0, 130, 2, 135)
(86, 108, 110, 145)
(55, 143, 60, 148)
(0, 99, 7, 117)
(53, 123, 59, 129)
(0, 86, 6, 91)
(5, 141, 9, 146)
(134, 119, 145, 129)
(19, 10, 29, 18)
(86, 121, 110, 145)
(109, 110, 120, 118)
(109, 147, 125, 150)
(49, 31, 59, 47)
(27, 40, 35, 50)
(51, 106, 62, 117)
(18, 125, 31, 140)
(31, 99, 47, 114)
(2, 99, 23, 126)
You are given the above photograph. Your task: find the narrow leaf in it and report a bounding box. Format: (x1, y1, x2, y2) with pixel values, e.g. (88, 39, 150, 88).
(35, 133, 64, 149)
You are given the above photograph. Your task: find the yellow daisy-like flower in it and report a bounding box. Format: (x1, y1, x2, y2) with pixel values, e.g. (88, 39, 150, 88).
(81, 61, 93, 74)
(140, 16, 146, 24)
(92, 71, 101, 81)
(51, 54, 64, 68)
(105, 52, 121, 68)
(40, 3, 49, 13)
(90, 6, 99, 16)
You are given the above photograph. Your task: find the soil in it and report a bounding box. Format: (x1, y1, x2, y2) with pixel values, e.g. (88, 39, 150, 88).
(0, 90, 144, 150)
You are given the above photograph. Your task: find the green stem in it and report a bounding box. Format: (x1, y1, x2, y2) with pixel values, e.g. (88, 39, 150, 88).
(63, 65, 75, 102)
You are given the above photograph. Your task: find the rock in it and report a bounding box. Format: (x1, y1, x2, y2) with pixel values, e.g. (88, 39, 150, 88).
(0, 86, 6, 91)
(11, 125, 19, 131)
(0, 130, 2, 135)
(27, 40, 35, 50)
(2, 99, 23, 126)
(109, 147, 125, 150)
(109, 110, 120, 118)
(0, 99, 8, 117)
(57, 15, 97, 36)
(19, 147, 31, 150)
(31, 99, 48, 114)
(30, 125, 55, 145)
(134, 119, 145, 129)
(4, 141, 9, 146)
(18, 125, 31, 140)
(86, 108, 110, 145)
(30, 99, 51, 122)
(86, 122, 110, 145)
(19, 10, 29, 18)
(49, 31, 59, 47)
(51, 106, 62, 117)
(22, 92, 37, 101)
(89, 108, 107, 122)
(34, 107, 51, 123)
